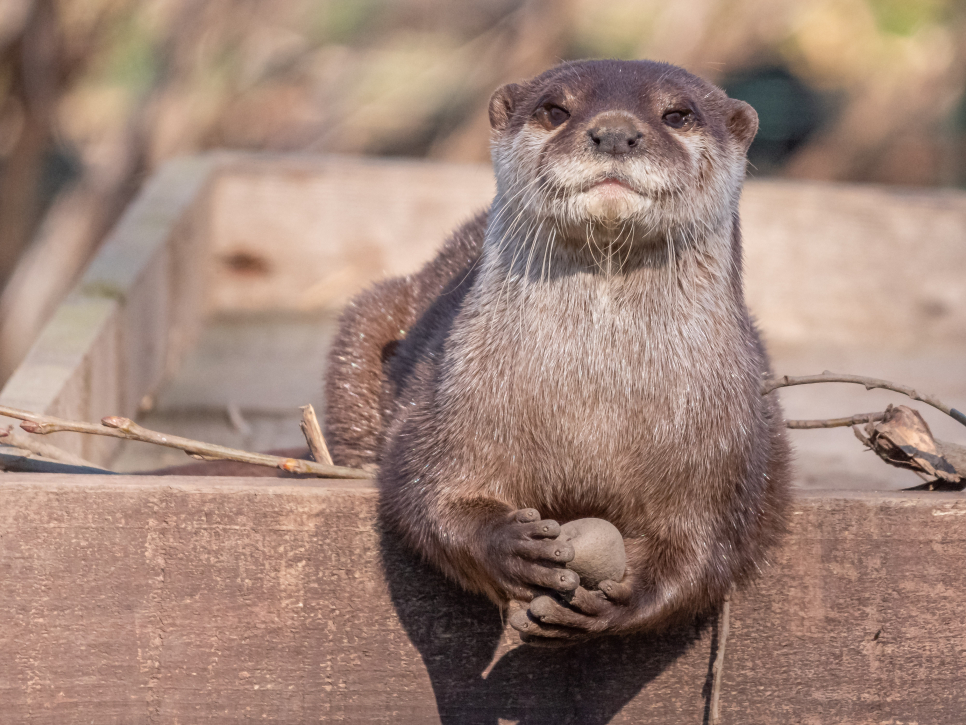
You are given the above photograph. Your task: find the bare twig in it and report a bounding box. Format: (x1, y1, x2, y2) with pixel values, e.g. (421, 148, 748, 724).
(0, 425, 102, 467)
(709, 589, 733, 725)
(763, 371, 966, 429)
(0, 404, 369, 479)
(785, 412, 886, 430)
(299, 404, 334, 466)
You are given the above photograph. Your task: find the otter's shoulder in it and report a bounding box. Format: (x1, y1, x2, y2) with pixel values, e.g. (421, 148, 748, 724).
(411, 209, 487, 300)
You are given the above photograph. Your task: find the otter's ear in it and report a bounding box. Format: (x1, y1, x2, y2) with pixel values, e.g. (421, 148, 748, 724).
(726, 99, 759, 152)
(489, 83, 525, 133)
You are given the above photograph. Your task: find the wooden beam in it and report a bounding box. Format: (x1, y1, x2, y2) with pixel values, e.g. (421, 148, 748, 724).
(1, 476, 963, 723)
(206, 153, 496, 313)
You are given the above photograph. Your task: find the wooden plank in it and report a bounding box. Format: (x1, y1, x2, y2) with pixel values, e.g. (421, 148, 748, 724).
(4, 153, 965, 472)
(726, 491, 966, 723)
(165, 174, 216, 378)
(207, 154, 495, 313)
(0, 296, 120, 460)
(742, 181, 966, 348)
(1, 476, 963, 723)
(80, 155, 218, 416)
(151, 313, 336, 413)
(204, 154, 966, 348)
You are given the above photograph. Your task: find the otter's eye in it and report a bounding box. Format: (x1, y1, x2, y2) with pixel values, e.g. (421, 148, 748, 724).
(663, 109, 694, 129)
(535, 104, 570, 129)
(548, 105, 569, 126)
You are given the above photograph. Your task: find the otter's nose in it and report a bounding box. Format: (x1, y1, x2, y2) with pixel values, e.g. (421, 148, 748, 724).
(587, 114, 643, 156)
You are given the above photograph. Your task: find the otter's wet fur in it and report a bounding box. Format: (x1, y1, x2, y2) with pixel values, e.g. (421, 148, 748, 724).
(324, 59, 791, 643)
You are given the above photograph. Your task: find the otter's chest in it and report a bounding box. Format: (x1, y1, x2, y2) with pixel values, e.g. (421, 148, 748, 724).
(442, 282, 754, 463)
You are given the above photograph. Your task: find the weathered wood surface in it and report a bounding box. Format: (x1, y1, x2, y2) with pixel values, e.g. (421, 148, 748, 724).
(208, 154, 496, 314)
(742, 181, 966, 349)
(2, 475, 964, 724)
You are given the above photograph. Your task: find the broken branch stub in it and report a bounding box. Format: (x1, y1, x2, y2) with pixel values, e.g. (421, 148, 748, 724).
(299, 404, 334, 466)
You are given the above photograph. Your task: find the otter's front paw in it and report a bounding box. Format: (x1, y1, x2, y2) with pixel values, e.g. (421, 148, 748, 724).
(508, 579, 634, 645)
(488, 508, 579, 600)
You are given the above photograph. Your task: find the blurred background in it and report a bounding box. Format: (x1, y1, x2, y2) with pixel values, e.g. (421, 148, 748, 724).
(0, 0, 964, 388)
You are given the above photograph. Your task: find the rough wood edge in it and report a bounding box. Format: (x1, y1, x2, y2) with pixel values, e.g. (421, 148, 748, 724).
(3, 473, 966, 504)
(0, 472, 376, 492)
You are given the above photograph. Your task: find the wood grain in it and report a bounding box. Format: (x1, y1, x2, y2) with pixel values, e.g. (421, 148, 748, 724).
(1, 476, 964, 723)
(207, 153, 496, 314)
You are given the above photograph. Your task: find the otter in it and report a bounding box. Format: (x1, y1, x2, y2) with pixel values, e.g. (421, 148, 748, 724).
(323, 59, 791, 644)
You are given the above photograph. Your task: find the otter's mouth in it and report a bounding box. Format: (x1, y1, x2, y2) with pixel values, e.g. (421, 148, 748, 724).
(584, 176, 643, 196)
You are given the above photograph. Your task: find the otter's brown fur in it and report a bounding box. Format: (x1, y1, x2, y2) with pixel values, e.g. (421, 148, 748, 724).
(324, 59, 791, 643)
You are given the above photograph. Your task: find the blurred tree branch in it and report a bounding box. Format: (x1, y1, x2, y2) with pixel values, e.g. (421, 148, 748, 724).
(0, 0, 59, 288)
(0, 0, 964, 391)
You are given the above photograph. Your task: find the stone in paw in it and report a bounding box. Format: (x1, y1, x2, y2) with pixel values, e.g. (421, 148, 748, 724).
(560, 518, 626, 589)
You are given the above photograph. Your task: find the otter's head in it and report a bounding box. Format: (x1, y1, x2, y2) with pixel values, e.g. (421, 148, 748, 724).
(488, 60, 757, 247)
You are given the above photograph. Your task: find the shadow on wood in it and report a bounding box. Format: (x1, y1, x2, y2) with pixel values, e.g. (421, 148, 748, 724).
(380, 526, 709, 724)
(4, 476, 966, 723)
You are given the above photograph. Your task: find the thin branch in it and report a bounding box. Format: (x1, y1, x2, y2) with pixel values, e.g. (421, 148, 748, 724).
(709, 589, 733, 725)
(0, 425, 102, 467)
(0, 404, 369, 479)
(299, 404, 333, 466)
(763, 371, 966, 429)
(785, 412, 885, 430)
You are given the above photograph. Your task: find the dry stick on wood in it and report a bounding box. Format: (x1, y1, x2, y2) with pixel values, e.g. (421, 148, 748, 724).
(0, 404, 369, 479)
(785, 412, 886, 430)
(763, 371, 966, 429)
(3, 372, 957, 478)
(852, 405, 965, 486)
(709, 589, 733, 725)
(767, 373, 966, 484)
(299, 404, 333, 466)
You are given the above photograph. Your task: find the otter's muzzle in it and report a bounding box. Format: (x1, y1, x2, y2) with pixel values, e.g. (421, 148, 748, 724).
(587, 112, 644, 157)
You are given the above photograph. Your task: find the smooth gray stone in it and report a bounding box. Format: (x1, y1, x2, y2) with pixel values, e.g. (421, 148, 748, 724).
(560, 518, 626, 588)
